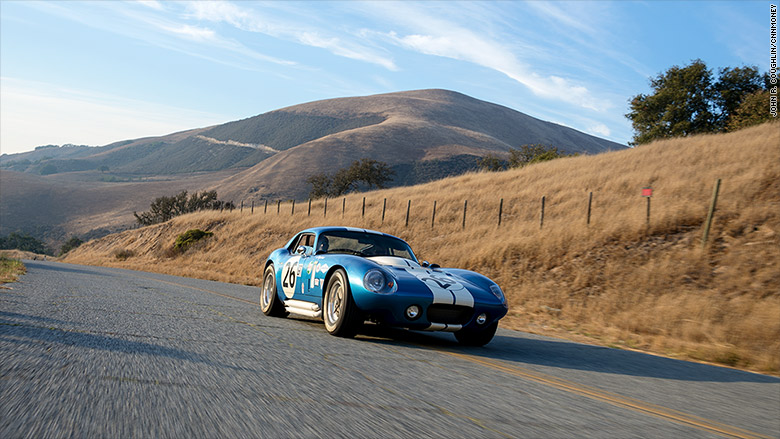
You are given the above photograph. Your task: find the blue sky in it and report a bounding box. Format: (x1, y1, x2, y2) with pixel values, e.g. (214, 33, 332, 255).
(0, 1, 770, 155)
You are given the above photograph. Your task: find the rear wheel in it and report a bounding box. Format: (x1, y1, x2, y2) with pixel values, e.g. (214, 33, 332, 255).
(261, 264, 287, 317)
(323, 269, 361, 337)
(455, 322, 498, 346)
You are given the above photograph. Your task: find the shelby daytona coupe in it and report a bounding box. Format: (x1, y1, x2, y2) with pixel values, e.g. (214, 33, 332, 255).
(261, 227, 508, 346)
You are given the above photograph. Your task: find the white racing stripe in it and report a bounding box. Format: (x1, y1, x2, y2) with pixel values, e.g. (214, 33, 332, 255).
(405, 268, 475, 307)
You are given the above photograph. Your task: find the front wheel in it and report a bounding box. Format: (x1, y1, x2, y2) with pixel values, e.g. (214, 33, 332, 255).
(455, 322, 498, 346)
(261, 264, 287, 317)
(323, 269, 361, 337)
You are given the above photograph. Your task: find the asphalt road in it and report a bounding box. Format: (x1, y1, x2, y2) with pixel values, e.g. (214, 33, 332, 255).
(2, 260, 778, 438)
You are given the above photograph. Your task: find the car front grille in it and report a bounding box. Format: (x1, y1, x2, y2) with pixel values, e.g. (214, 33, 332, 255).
(427, 304, 473, 325)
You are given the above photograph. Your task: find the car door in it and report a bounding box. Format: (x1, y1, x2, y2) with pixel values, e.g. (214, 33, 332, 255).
(280, 233, 315, 299)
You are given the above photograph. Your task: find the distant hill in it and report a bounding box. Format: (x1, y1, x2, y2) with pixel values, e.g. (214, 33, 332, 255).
(0, 88, 625, 245)
(211, 89, 626, 200)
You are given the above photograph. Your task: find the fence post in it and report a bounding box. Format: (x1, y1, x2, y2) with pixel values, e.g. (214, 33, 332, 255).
(251, 201, 254, 214)
(308, 199, 311, 216)
(587, 192, 592, 226)
(277, 200, 280, 215)
(431, 200, 437, 229)
(462, 200, 468, 229)
(498, 198, 503, 227)
(362, 197, 366, 218)
(342, 198, 346, 218)
(291, 200, 295, 215)
(240, 201, 243, 213)
(540, 196, 545, 229)
(264, 199, 268, 214)
(701, 179, 722, 248)
(405, 200, 411, 227)
(382, 198, 387, 223)
(646, 197, 651, 226)
(324, 198, 328, 217)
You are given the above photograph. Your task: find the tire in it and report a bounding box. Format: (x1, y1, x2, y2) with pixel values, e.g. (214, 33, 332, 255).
(323, 269, 361, 338)
(455, 321, 498, 346)
(261, 264, 287, 317)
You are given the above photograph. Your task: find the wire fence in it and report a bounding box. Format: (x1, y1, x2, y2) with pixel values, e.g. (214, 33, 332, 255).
(228, 179, 723, 247)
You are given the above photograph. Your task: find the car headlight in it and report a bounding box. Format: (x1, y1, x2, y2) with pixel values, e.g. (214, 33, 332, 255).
(490, 284, 506, 303)
(363, 269, 397, 294)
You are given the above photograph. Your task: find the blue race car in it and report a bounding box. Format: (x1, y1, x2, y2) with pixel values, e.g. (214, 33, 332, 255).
(261, 227, 508, 346)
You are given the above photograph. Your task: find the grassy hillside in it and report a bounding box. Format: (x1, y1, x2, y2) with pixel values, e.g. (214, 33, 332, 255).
(63, 122, 780, 373)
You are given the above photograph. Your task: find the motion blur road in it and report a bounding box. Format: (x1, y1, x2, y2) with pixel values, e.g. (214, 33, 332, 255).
(1, 261, 778, 438)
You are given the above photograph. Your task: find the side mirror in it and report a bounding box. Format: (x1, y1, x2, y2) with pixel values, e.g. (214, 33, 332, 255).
(296, 245, 313, 256)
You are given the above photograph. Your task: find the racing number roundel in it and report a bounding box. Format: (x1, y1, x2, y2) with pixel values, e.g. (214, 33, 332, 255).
(281, 256, 301, 298)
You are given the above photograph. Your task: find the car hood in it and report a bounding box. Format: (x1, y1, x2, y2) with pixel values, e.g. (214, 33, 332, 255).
(367, 256, 496, 306)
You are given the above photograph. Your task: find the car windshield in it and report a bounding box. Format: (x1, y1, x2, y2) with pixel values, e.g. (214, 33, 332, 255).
(317, 230, 416, 261)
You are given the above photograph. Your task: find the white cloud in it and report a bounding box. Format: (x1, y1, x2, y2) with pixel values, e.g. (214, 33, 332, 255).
(159, 24, 217, 42)
(588, 123, 612, 138)
(0, 78, 229, 155)
(135, 0, 165, 11)
(184, 1, 398, 70)
(369, 3, 610, 111)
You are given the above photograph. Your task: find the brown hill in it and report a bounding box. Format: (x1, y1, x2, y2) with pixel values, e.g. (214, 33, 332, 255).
(212, 89, 625, 201)
(63, 122, 780, 373)
(1, 89, 624, 246)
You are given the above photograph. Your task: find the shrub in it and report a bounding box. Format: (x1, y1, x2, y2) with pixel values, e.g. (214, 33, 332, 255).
(173, 229, 213, 252)
(60, 236, 83, 255)
(113, 249, 134, 261)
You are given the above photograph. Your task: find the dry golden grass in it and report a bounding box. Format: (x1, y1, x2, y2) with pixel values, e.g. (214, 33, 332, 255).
(0, 254, 27, 284)
(64, 122, 780, 373)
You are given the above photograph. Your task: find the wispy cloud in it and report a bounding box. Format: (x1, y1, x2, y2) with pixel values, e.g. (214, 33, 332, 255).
(19, 1, 296, 70)
(369, 2, 610, 111)
(184, 1, 398, 70)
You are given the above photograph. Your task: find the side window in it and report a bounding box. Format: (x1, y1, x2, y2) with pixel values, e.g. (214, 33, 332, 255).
(291, 234, 314, 252)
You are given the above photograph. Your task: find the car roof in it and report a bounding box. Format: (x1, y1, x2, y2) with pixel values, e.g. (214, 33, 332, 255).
(300, 226, 406, 242)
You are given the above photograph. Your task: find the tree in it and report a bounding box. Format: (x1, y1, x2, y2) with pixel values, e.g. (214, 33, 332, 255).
(727, 90, 774, 131)
(306, 173, 332, 199)
(60, 236, 83, 255)
(307, 158, 395, 198)
(0, 232, 51, 255)
(477, 145, 575, 173)
(477, 154, 506, 172)
(714, 66, 766, 129)
(134, 190, 233, 226)
(626, 60, 770, 145)
(626, 59, 717, 145)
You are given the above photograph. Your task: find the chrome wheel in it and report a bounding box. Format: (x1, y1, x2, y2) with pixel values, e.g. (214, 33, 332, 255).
(261, 271, 274, 311)
(260, 264, 286, 317)
(323, 269, 360, 337)
(325, 276, 344, 327)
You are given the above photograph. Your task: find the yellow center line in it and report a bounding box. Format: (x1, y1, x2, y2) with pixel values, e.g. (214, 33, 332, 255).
(133, 273, 771, 439)
(437, 350, 771, 439)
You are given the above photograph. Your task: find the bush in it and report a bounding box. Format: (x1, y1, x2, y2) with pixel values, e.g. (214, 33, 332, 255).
(0, 232, 51, 255)
(173, 229, 213, 252)
(60, 236, 83, 255)
(113, 249, 134, 261)
(478, 144, 576, 172)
